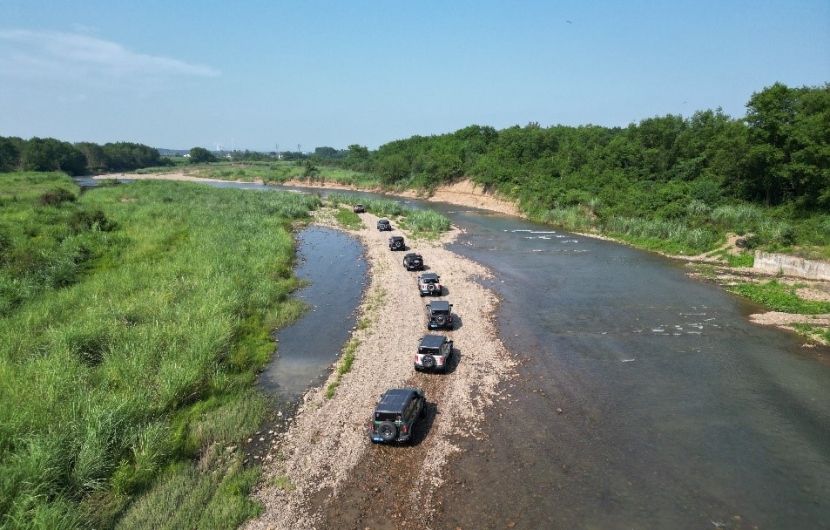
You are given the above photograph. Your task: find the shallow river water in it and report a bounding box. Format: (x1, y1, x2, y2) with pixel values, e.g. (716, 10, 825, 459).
(432, 206, 830, 529)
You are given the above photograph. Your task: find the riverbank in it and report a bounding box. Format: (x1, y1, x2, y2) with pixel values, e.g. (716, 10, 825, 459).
(242, 209, 516, 529)
(96, 172, 830, 346)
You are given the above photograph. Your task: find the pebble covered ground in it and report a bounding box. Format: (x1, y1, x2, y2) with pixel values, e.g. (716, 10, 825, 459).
(244, 210, 517, 530)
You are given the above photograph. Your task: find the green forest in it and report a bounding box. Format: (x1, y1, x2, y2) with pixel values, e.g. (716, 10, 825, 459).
(312, 82, 829, 257)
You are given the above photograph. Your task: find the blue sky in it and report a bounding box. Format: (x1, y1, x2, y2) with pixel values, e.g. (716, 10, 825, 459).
(1, 1, 828, 151)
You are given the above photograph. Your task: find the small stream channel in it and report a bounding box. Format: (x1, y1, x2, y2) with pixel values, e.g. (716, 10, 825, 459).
(258, 225, 367, 400)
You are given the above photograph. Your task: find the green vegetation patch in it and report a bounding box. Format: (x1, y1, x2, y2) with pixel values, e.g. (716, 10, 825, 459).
(334, 207, 363, 230)
(399, 209, 452, 238)
(325, 338, 359, 399)
(327, 193, 451, 237)
(0, 175, 319, 529)
(728, 280, 830, 314)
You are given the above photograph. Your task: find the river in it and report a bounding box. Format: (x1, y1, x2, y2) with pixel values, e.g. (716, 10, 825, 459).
(98, 179, 830, 528)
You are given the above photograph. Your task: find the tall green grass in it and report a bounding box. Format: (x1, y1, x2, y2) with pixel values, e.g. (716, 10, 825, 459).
(0, 176, 319, 529)
(399, 209, 452, 236)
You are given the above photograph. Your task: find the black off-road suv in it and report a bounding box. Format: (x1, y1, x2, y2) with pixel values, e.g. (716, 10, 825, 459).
(369, 388, 427, 444)
(403, 253, 424, 271)
(417, 273, 442, 296)
(353, 204, 365, 213)
(377, 218, 392, 231)
(389, 235, 405, 251)
(425, 300, 454, 330)
(415, 334, 454, 372)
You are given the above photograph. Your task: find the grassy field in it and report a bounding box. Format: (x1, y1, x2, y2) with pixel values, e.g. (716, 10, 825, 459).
(0, 173, 319, 529)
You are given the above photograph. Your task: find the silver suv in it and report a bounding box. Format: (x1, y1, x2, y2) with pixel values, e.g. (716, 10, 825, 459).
(415, 335, 453, 372)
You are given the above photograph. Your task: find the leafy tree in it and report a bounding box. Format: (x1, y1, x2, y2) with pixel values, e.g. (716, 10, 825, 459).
(744, 82, 830, 209)
(0, 136, 21, 172)
(102, 142, 164, 171)
(75, 142, 110, 172)
(20, 137, 86, 175)
(344, 144, 370, 171)
(189, 147, 217, 164)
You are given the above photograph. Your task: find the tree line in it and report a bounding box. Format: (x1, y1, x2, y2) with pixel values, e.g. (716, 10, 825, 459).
(0, 137, 171, 175)
(321, 82, 829, 219)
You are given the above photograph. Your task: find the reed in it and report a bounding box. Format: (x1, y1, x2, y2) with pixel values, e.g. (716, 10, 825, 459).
(0, 176, 318, 529)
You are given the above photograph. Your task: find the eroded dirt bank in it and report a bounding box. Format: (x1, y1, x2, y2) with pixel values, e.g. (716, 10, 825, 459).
(243, 211, 516, 529)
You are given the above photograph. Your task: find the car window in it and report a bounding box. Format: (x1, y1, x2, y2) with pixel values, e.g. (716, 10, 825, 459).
(404, 399, 415, 420)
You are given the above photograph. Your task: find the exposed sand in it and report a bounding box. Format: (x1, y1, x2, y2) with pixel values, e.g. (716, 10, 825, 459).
(243, 210, 516, 529)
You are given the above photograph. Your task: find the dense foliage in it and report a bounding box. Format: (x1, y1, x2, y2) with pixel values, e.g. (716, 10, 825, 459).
(0, 174, 320, 529)
(0, 138, 170, 175)
(324, 82, 829, 255)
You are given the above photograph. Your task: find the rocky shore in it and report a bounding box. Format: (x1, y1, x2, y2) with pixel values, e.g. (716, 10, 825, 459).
(244, 210, 516, 529)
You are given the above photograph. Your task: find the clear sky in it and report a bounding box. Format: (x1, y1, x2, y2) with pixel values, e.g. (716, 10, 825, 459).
(1, 1, 828, 152)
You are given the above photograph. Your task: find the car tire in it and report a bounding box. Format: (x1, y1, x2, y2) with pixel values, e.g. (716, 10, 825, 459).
(427, 284, 436, 293)
(422, 355, 435, 369)
(435, 314, 446, 326)
(378, 421, 397, 442)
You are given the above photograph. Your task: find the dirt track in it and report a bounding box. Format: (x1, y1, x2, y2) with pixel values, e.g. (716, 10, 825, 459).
(244, 210, 516, 530)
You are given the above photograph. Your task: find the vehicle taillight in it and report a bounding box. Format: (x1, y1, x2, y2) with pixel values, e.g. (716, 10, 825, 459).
(402, 425, 408, 434)
(370, 424, 375, 432)
(437, 358, 444, 365)
(415, 355, 419, 362)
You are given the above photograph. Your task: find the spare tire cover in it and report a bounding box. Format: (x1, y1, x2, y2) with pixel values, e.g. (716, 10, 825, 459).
(378, 421, 397, 442)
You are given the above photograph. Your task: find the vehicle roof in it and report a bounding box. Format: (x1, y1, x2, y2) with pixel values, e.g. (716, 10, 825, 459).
(428, 300, 451, 310)
(405, 252, 421, 257)
(390, 235, 404, 240)
(420, 272, 439, 280)
(378, 218, 390, 222)
(419, 334, 447, 348)
(375, 388, 422, 413)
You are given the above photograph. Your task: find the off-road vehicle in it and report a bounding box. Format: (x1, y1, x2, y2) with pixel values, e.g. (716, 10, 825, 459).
(403, 253, 424, 271)
(377, 218, 392, 231)
(415, 334, 454, 372)
(368, 388, 427, 444)
(353, 204, 365, 213)
(417, 273, 442, 296)
(389, 235, 405, 251)
(425, 300, 454, 330)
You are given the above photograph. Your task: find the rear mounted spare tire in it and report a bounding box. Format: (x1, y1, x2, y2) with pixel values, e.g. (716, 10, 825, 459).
(393, 241, 402, 249)
(422, 355, 436, 369)
(378, 421, 397, 442)
(435, 314, 447, 325)
(427, 283, 436, 292)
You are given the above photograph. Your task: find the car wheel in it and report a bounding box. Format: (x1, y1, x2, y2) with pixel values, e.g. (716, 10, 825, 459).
(422, 355, 435, 369)
(378, 421, 397, 442)
(435, 314, 446, 325)
(427, 284, 436, 293)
